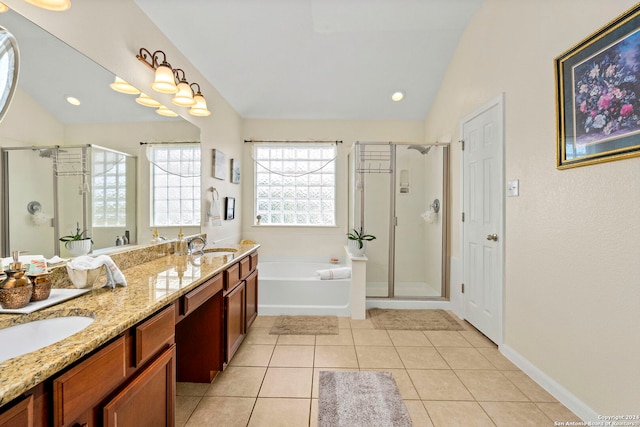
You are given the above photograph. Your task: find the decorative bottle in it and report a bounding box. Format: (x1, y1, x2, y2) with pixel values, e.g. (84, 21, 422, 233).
(175, 228, 187, 256)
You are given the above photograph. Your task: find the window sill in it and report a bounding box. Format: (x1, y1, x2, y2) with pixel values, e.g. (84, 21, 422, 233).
(251, 224, 338, 228)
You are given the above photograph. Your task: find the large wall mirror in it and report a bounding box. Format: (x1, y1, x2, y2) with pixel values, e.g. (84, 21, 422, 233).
(0, 9, 200, 259)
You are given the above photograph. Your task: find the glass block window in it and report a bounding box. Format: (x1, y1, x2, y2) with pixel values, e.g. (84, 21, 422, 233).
(254, 143, 336, 226)
(148, 144, 201, 226)
(92, 150, 127, 227)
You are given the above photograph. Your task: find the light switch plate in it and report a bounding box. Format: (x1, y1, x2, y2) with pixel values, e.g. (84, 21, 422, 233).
(507, 179, 519, 197)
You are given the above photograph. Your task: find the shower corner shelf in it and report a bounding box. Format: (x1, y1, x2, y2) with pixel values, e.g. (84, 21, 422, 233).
(53, 149, 89, 177)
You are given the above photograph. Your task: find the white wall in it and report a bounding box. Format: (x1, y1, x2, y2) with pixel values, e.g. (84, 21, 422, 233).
(0, 87, 64, 146)
(241, 119, 424, 258)
(425, 0, 640, 414)
(0, 87, 64, 256)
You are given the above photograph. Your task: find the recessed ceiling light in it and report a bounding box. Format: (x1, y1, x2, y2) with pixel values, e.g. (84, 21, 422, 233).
(65, 96, 80, 106)
(0, 3, 9, 13)
(391, 91, 405, 102)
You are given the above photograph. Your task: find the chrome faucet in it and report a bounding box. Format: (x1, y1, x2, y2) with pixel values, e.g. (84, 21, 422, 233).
(187, 236, 207, 255)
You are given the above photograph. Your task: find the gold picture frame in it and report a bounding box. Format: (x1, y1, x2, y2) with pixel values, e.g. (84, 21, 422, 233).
(556, 4, 640, 169)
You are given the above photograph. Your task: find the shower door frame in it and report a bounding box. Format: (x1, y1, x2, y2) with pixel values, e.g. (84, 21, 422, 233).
(1, 146, 63, 257)
(354, 141, 450, 301)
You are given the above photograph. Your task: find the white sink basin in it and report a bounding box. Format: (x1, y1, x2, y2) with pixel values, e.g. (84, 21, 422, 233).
(0, 316, 94, 363)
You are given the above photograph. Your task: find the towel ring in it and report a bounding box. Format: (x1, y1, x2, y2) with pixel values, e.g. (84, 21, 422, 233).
(209, 187, 219, 200)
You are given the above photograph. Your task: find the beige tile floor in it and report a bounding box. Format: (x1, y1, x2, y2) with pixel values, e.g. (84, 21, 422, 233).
(176, 314, 582, 426)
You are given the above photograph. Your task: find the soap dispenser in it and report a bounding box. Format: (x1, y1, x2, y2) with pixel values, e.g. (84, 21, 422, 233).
(175, 228, 187, 256)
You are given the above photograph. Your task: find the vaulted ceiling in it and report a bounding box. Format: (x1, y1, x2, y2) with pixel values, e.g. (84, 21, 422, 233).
(135, 0, 484, 121)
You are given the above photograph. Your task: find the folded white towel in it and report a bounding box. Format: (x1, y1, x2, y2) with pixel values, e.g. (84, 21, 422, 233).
(316, 267, 351, 280)
(67, 255, 127, 289)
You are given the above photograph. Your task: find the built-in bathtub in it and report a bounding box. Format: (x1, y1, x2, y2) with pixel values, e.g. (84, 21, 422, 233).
(257, 257, 351, 316)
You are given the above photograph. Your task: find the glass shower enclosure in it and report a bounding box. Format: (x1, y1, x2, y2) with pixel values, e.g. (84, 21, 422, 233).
(349, 142, 449, 299)
(1, 145, 136, 258)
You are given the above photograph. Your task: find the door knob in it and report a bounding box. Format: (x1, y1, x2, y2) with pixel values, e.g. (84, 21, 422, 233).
(486, 233, 498, 241)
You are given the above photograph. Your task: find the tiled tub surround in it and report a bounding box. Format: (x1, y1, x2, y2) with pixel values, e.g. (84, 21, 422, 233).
(0, 243, 259, 408)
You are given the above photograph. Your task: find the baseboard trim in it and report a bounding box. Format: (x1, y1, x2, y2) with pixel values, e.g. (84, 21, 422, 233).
(500, 344, 598, 422)
(365, 299, 452, 310)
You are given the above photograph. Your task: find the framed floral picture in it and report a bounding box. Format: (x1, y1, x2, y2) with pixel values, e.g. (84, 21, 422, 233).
(556, 4, 640, 169)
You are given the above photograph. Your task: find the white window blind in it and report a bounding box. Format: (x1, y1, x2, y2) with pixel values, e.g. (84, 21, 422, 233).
(92, 150, 126, 227)
(254, 143, 336, 226)
(148, 144, 201, 226)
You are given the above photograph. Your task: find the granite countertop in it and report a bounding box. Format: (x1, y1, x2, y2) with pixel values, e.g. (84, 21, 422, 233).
(0, 243, 259, 407)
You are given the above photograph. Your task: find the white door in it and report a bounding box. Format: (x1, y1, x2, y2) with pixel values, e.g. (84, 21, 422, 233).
(461, 95, 504, 344)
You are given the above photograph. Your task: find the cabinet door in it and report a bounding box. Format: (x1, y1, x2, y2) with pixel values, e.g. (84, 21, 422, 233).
(225, 282, 245, 363)
(103, 345, 176, 427)
(0, 395, 33, 427)
(245, 270, 258, 330)
(53, 336, 127, 427)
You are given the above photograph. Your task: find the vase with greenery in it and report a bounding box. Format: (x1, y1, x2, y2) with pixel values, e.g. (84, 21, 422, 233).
(60, 222, 93, 256)
(347, 227, 376, 256)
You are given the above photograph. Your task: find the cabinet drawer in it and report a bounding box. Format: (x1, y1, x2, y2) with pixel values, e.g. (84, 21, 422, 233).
(250, 252, 258, 272)
(183, 274, 223, 316)
(54, 336, 126, 427)
(224, 263, 240, 291)
(239, 256, 251, 280)
(136, 305, 175, 367)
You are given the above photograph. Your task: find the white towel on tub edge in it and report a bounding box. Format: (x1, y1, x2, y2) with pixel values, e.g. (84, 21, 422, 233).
(316, 267, 351, 280)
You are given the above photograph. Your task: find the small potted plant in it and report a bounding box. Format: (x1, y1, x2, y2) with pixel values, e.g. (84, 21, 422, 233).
(347, 227, 376, 256)
(60, 222, 93, 256)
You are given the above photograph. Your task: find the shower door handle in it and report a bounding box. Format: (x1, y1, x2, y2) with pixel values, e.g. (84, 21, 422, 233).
(486, 233, 498, 242)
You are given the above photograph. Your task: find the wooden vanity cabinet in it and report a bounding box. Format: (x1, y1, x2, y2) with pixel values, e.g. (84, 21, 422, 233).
(223, 253, 260, 364)
(175, 274, 224, 382)
(52, 305, 176, 427)
(244, 252, 259, 330)
(245, 270, 258, 329)
(224, 280, 245, 363)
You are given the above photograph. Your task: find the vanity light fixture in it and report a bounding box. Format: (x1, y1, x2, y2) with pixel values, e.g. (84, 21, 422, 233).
(24, 0, 70, 11)
(156, 105, 178, 117)
(188, 83, 211, 117)
(136, 92, 161, 108)
(137, 48, 178, 94)
(391, 90, 405, 102)
(171, 69, 196, 107)
(137, 47, 212, 117)
(0, 3, 8, 13)
(109, 76, 140, 95)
